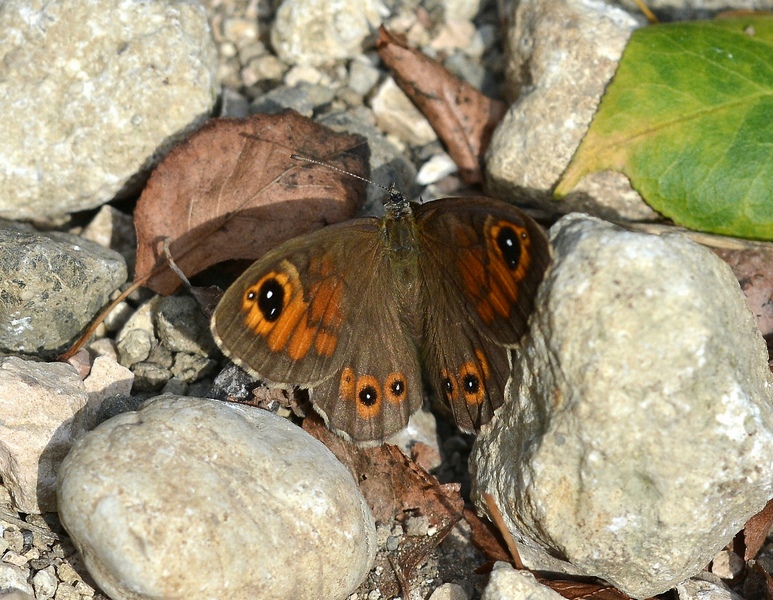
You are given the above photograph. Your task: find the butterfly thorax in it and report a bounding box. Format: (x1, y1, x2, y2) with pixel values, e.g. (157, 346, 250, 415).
(382, 188, 419, 259)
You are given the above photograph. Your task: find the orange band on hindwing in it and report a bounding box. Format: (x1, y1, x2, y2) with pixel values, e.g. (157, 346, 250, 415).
(441, 350, 491, 408)
(337, 369, 410, 421)
(240, 260, 343, 359)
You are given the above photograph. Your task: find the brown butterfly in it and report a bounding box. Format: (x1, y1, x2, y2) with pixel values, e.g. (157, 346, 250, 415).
(210, 189, 550, 444)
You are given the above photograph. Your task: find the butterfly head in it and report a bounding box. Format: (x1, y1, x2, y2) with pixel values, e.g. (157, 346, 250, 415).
(382, 184, 412, 220)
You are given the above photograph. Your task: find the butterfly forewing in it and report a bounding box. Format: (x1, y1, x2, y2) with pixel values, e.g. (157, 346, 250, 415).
(415, 198, 550, 346)
(211, 218, 424, 443)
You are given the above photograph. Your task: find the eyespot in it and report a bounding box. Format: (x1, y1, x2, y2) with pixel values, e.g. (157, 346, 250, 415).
(441, 369, 457, 400)
(495, 225, 522, 270)
(459, 360, 486, 405)
(463, 373, 480, 395)
(354, 374, 381, 420)
(385, 372, 407, 404)
(359, 385, 378, 407)
(252, 277, 285, 321)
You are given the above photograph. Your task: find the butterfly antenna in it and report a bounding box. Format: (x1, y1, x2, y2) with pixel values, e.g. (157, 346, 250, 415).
(290, 153, 407, 209)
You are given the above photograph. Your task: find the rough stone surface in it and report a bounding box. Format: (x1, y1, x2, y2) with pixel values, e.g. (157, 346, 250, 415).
(471, 214, 773, 598)
(0, 228, 127, 355)
(675, 575, 739, 600)
(481, 563, 565, 600)
(155, 295, 217, 356)
(485, 0, 658, 221)
(58, 396, 377, 600)
(271, 0, 382, 67)
(0, 357, 87, 514)
(82, 355, 135, 430)
(0, 0, 218, 219)
(429, 582, 470, 600)
(371, 77, 438, 147)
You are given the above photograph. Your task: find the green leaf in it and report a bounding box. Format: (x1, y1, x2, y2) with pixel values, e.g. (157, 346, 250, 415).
(555, 17, 773, 240)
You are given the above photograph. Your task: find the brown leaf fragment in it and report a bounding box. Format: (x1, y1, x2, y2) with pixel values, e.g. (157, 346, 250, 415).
(463, 507, 511, 564)
(304, 413, 463, 525)
(304, 413, 464, 598)
(134, 109, 369, 294)
(742, 498, 773, 560)
(376, 26, 506, 185)
(538, 578, 645, 600)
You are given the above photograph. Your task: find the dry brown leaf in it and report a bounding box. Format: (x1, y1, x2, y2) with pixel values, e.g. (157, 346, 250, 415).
(742, 498, 773, 560)
(304, 413, 463, 597)
(538, 578, 646, 600)
(304, 413, 463, 525)
(134, 110, 369, 294)
(376, 26, 506, 185)
(463, 507, 511, 564)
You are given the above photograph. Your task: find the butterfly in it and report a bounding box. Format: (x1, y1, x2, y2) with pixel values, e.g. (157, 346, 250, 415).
(210, 189, 551, 444)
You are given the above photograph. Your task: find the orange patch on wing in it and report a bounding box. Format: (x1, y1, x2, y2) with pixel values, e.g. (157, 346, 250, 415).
(384, 372, 408, 404)
(287, 312, 315, 360)
(266, 292, 306, 353)
(314, 331, 337, 357)
(339, 367, 356, 402)
(240, 261, 345, 360)
(309, 278, 342, 328)
(474, 349, 491, 378)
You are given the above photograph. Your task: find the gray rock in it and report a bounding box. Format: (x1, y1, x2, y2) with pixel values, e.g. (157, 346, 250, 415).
(81, 355, 134, 432)
(58, 396, 376, 600)
(116, 329, 153, 367)
(155, 295, 217, 356)
(0, 228, 127, 354)
(481, 563, 564, 600)
(131, 361, 172, 391)
(170, 352, 218, 382)
(675, 575, 740, 600)
(371, 77, 438, 147)
(638, 0, 773, 19)
(471, 214, 773, 598)
(80, 206, 137, 273)
(250, 82, 337, 117)
(271, 0, 382, 67)
(0, 0, 218, 219)
(31, 568, 57, 600)
(485, 0, 658, 222)
(348, 55, 382, 96)
(0, 563, 34, 598)
(429, 582, 469, 600)
(0, 357, 87, 514)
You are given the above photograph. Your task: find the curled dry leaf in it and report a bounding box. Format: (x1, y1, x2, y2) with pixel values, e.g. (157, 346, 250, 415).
(134, 109, 369, 295)
(376, 26, 506, 185)
(463, 507, 511, 565)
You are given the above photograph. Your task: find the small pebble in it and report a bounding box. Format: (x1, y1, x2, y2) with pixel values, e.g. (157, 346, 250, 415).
(711, 549, 744, 580)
